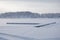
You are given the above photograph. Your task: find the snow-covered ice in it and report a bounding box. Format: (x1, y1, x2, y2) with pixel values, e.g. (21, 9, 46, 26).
(0, 18, 60, 40)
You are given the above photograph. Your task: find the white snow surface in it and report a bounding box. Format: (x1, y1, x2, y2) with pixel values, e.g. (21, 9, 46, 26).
(0, 18, 60, 40)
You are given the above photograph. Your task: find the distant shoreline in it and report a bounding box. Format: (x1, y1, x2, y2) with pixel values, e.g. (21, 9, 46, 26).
(0, 11, 60, 18)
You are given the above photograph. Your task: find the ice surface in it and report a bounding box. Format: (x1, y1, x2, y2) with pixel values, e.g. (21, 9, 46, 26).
(0, 18, 60, 40)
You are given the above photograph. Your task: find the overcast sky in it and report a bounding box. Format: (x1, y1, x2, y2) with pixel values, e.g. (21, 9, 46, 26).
(0, 0, 60, 13)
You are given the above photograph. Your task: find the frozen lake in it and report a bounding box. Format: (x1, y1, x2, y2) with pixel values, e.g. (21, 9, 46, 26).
(0, 18, 60, 40)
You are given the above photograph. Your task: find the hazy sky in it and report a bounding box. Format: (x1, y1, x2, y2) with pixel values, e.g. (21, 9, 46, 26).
(0, 0, 60, 13)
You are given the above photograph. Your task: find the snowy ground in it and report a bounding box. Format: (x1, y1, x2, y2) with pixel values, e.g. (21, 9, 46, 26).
(0, 18, 60, 40)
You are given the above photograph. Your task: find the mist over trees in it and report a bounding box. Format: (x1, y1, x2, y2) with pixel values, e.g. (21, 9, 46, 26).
(0, 11, 60, 18)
